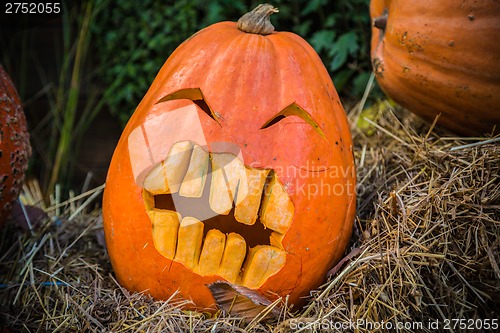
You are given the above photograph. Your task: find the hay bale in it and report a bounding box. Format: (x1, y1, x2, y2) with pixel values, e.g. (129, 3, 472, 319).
(1, 104, 498, 332)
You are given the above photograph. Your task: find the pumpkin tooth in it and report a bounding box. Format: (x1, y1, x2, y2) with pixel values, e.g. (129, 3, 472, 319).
(234, 167, 270, 225)
(242, 245, 286, 288)
(196, 229, 226, 276)
(175, 217, 204, 269)
(142, 161, 167, 195)
(218, 233, 246, 282)
(143, 141, 193, 194)
(209, 153, 246, 215)
(259, 173, 294, 234)
(179, 144, 210, 198)
(147, 209, 181, 260)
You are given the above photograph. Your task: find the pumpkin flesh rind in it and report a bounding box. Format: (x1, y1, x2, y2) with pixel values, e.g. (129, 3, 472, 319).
(103, 21, 356, 309)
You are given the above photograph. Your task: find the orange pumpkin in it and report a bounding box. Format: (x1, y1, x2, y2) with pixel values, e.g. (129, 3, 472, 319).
(0, 65, 31, 226)
(371, 0, 500, 136)
(103, 5, 356, 311)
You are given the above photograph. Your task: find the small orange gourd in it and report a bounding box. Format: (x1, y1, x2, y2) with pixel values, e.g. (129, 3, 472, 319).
(371, 0, 500, 136)
(103, 5, 356, 310)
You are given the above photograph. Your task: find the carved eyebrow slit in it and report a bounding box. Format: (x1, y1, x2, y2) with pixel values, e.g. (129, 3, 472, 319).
(260, 102, 325, 138)
(156, 88, 220, 124)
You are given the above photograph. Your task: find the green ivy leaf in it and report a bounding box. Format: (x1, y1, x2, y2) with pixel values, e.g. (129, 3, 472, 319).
(324, 15, 337, 28)
(329, 31, 359, 71)
(310, 30, 336, 53)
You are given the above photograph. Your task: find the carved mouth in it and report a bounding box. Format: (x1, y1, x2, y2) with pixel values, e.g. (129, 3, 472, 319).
(141, 140, 294, 289)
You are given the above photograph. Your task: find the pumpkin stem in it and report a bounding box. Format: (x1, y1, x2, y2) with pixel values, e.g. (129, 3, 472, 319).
(237, 4, 279, 35)
(373, 11, 388, 30)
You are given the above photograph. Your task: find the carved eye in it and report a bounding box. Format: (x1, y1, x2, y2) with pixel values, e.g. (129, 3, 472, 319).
(260, 102, 325, 138)
(156, 88, 220, 124)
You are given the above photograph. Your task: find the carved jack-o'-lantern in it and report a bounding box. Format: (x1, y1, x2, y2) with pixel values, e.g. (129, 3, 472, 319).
(103, 5, 356, 310)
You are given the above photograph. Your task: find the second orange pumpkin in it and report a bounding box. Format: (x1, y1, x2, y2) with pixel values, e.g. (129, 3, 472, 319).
(371, 0, 500, 136)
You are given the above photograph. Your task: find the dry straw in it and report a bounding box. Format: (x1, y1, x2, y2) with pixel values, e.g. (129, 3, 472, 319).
(1, 102, 499, 332)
